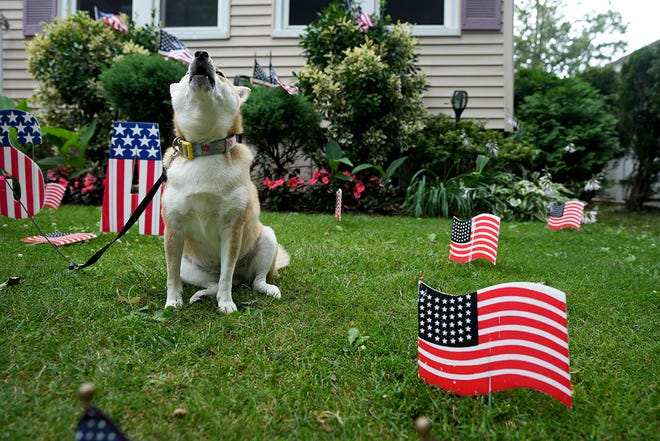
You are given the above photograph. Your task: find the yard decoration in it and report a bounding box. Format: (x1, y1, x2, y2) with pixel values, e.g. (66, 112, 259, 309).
(417, 281, 572, 407)
(548, 201, 584, 230)
(101, 122, 164, 236)
(76, 383, 131, 441)
(22, 231, 96, 246)
(0, 110, 45, 219)
(449, 214, 500, 265)
(335, 188, 342, 221)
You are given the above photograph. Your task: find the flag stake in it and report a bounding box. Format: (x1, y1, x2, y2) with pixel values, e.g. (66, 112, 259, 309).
(77, 382, 96, 409)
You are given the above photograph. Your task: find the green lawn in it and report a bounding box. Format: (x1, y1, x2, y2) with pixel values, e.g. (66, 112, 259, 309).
(0, 205, 658, 440)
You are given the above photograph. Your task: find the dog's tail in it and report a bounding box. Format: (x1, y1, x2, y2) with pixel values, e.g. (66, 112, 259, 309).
(268, 245, 290, 278)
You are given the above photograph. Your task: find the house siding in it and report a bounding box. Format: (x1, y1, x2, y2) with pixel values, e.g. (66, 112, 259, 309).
(1, 0, 513, 130)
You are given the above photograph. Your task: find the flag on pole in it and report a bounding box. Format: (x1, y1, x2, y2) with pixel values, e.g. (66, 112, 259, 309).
(0, 110, 45, 219)
(158, 30, 194, 65)
(449, 214, 500, 265)
(76, 406, 131, 441)
(94, 8, 128, 33)
(335, 189, 342, 221)
(548, 201, 584, 230)
(43, 183, 66, 210)
(356, 7, 375, 32)
(269, 62, 299, 95)
(252, 59, 275, 87)
(101, 122, 164, 236)
(417, 281, 573, 407)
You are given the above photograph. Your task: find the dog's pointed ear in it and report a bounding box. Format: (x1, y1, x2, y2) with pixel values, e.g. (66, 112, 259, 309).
(236, 86, 251, 104)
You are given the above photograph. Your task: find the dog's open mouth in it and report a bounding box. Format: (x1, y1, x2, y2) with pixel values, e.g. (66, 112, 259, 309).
(189, 57, 216, 90)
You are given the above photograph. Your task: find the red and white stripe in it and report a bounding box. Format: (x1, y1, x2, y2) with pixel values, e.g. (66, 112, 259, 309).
(43, 183, 67, 210)
(0, 146, 45, 219)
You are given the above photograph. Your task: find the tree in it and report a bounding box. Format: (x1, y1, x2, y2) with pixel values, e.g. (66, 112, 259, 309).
(515, 0, 628, 76)
(619, 42, 660, 210)
(512, 76, 623, 199)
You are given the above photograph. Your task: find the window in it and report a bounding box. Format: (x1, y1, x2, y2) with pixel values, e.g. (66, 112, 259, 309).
(59, 0, 230, 39)
(273, 0, 459, 37)
(134, 0, 230, 39)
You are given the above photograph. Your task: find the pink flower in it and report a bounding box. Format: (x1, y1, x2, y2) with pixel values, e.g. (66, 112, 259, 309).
(287, 176, 306, 188)
(353, 180, 365, 199)
(309, 170, 330, 185)
(263, 177, 285, 190)
(370, 176, 384, 187)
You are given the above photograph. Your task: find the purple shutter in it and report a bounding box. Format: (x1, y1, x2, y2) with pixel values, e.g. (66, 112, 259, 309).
(462, 0, 501, 30)
(23, 0, 57, 36)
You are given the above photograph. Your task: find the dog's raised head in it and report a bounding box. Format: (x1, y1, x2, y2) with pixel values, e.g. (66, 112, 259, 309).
(170, 50, 250, 142)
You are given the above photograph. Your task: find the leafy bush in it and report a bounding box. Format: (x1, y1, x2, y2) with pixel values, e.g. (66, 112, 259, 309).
(410, 113, 537, 182)
(512, 75, 623, 199)
(404, 156, 571, 221)
(241, 85, 325, 179)
(100, 54, 187, 143)
(298, 1, 427, 168)
(618, 41, 660, 210)
(26, 12, 160, 164)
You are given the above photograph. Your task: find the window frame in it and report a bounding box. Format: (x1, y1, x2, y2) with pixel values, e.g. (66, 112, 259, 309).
(60, 0, 230, 39)
(272, 0, 460, 38)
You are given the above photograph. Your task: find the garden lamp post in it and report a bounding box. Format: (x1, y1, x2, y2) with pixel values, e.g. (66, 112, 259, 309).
(451, 90, 468, 125)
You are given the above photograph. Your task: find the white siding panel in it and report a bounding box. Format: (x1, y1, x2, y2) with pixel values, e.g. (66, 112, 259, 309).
(2, 0, 513, 129)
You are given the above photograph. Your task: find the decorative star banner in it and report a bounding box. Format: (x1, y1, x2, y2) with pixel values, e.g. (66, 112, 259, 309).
(76, 406, 131, 441)
(449, 214, 501, 265)
(0, 110, 45, 219)
(101, 122, 164, 236)
(548, 201, 584, 230)
(417, 281, 572, 407)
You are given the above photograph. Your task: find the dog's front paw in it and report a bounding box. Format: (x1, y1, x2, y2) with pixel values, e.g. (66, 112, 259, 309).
(217, 300, 238, 314)
(165, 298, 183, 308)
(165, 283, 184, 308)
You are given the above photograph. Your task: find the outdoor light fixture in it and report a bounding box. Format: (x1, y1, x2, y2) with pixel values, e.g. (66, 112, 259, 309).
(451, 90, 468, 125)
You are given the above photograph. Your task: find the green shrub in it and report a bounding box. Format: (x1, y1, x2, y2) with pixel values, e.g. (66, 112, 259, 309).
(618, 41, 660, 210)
(242, 85, 325, 179)
(298, 1, 427, 168)
(100, 54, 187, 143)
(26, 12, 159, 164)
(410, 113, 537, 182)
(512, 76, 623, 199)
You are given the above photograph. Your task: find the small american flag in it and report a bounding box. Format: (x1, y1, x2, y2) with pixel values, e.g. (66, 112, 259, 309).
(418, 281, 572, 407)
(356, 7, 375, 32)
(101, 122, 164, 236)
(158, 30, 194, 65)
(76, 406, 130, 441)
(43, 183, 66, 210)
(0, 110, 45, 219)
(252, 59, 275, 87)
(22, 231, 96, 246)
(95, 8, 128, 33)
(269, 62, 299, 95)
(449, 214, 500, 265)
(548, 201, 584, 230)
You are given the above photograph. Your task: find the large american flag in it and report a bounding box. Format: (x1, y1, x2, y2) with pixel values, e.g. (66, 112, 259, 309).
(158, 30, 194, 65)
(548, 201, 584, 230)
(418, 281, 572, 407)
(449, 214, 500, 265)
(101, 122, 164, 236)
(0, 110, 45, 219)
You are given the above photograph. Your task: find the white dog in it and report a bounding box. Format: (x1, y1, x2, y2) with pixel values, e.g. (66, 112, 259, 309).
(161, 50, 289, 313)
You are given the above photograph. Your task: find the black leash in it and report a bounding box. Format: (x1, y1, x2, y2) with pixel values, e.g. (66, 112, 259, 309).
(70, 170, 167, 270)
